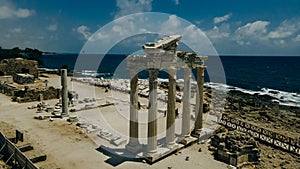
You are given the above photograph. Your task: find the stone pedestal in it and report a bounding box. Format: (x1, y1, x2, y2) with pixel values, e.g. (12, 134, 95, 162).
(166, 67, 176, 147)
(147, 69, 158, 154)
(126, 69, 142, 153)
(192, 66, 205, 137)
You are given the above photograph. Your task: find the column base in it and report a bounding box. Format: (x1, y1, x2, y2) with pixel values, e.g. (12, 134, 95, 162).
(166, 141, 176, 148)
(146, 148, 158, 155)
(60, 113, 69, 118)
(191, 129, 202, 138)
(178, 135, 198, 145)
(143, 144, 184, 163)
(125, 142, 142, 154)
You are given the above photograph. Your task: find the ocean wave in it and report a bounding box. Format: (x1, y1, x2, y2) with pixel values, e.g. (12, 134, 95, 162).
(156, 78, 300, 108)
(205, 82, 300, 108)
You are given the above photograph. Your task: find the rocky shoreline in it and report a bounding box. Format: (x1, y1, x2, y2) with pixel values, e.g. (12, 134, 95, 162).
(206, 87, 300, 168)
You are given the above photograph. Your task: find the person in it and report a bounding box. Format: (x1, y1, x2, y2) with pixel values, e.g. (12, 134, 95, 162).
(68, 92, 73, 105)
(105, 86, 109, 92)
(44, 79, 48, 87)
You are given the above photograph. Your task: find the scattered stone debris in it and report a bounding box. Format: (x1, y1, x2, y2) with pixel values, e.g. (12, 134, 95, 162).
(75, 120, 127, 146)
(71, 77, 184, 102)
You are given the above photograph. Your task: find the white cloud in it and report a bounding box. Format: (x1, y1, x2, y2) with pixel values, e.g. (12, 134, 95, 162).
(236, 21, 269, 35)
(173, 0, 179, 5)
(160, 15, 182, 35)
(15, 8, 32, 18)
(267, 19, 300, 39)
(47, 24, 57, 31)
(206, 23, 230, 39)
(0, 5, 34, 19)
(214, 13, 232, 24)
(294, 34, 300, 42)
(11, 28, 22, 33)
(279, 40, 285, 44)
(194, 20, 203, 25)
(115, 0, 153, 18)
(76, 25, 92, 40)
(233, 20, 270, 45)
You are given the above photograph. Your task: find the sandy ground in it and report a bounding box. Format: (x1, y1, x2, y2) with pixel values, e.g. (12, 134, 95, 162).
(0, 74, 227, 169)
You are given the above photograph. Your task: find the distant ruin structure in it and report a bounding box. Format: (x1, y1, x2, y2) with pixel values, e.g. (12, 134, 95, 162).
(0, 58, 38, 83)
(0, 58, 60, 102)
(126, 35, 207, 162)
(15, 74, 35, 84)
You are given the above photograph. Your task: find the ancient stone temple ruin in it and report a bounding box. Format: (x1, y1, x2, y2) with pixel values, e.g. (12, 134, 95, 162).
(126, 35, 207, 162)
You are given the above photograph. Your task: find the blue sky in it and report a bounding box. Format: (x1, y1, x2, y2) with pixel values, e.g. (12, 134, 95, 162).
(0, 0, 300, 55)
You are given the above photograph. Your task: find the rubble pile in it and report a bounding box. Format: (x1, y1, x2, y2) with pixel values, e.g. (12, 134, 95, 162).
(71, 77, 183, 102)
(0, 82, 60, 103)
(210, 127, 260, 167)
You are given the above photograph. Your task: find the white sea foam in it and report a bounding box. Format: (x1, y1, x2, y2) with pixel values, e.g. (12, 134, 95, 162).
(151, 79, 300, 108)
(205, 82, 300, 108)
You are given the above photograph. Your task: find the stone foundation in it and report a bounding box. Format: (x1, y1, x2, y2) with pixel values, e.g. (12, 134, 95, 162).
(210, 127, 260, 167)
(0, 82, 60, 103)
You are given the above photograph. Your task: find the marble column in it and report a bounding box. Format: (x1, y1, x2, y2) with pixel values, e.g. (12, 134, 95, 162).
(166, 67, 176, 147)
(126, 69, 141, 153)
(181, 66, 191, 136)
(61, 69, 68, 117)
(147, 69, 158, 153)
(193, 66, 205, 136)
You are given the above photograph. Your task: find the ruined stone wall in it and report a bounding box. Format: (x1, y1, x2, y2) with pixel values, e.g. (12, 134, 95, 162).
(0, 76, 13, 83)
(19, 87, 60, 102)
(211, 129, 260, 167)
(0, 83, 17, 96)
(0, 83, 60, 103)
(0, 58, 38, 78)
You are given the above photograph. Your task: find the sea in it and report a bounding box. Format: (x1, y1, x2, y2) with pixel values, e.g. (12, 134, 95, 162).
(42, 54, 300, 107)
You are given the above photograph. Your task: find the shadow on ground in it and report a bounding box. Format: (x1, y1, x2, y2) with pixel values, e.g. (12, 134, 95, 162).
(96, 145, 144, 166)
